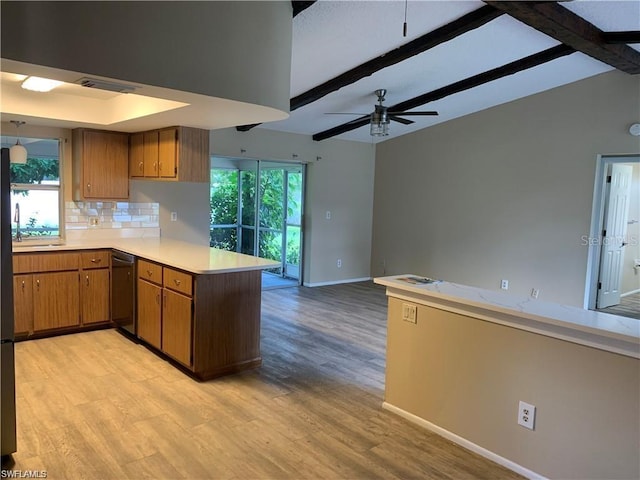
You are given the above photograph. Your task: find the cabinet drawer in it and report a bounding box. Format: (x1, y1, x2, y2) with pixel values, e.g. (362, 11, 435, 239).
(138, 259, 162, 285)
(13, 252, 79, 274)
(80, 250, 110, 269)
(163, 267, 192, 296)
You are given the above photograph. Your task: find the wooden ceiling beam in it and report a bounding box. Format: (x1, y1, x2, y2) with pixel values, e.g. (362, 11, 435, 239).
(312, 44, 574, 141)
(485, 1, 640, 74)
(237, 5, 503, 132)
(292, 1, 316, 18)
(603, 31, 640, 45)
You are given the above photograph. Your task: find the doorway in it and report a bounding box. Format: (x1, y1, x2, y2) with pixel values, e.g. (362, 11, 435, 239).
(210, 157, 305, 288)
(586, 155, 640, 318)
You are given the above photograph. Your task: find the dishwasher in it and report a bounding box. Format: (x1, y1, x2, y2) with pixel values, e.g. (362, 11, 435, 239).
(111, 250, 136, 336)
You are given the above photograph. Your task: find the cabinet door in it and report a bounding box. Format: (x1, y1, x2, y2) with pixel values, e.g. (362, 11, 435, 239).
(162, 289, 192, 367)
(137, 279, 162, 349)
(13, 274, 33, 336)
(129, 132, 144, 178)
(82, 269, 110, 325)
(158, 128, 177, 178)
(83, 130, 129, 199)
(33, 271, 80, 331)
(143, 131, 159, 177)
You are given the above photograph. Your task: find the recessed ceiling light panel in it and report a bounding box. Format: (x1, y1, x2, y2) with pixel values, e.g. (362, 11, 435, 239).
(21, 76, 63, 92)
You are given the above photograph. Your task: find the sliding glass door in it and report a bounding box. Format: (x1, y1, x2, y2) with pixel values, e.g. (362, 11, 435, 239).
(210, 158, 304, 284)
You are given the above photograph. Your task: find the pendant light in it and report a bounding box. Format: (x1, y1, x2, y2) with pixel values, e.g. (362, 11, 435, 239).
(9, 120, 27, 164)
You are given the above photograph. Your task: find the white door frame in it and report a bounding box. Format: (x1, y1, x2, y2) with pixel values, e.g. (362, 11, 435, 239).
(584, 154, 639, 310)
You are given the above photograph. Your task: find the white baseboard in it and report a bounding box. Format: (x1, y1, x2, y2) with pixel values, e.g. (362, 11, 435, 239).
(382, 402, 547, 480)
(303, 277, 372, 287)
(621, 288, 640, 298)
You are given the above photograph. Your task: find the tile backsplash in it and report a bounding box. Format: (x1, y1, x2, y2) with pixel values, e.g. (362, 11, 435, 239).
(65, 201, 159, 230)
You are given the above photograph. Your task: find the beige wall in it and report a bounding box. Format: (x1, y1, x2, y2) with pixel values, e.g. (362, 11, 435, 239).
(211, 127, 375, 285)
(0, 1, 291, 113)
(372, 71, 640, 306)
(386, 297, 640, 479)
(621, 164, 640, 294)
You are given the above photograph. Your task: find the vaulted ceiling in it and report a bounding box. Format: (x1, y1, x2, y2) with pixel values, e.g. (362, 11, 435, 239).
(249, 0, 640, 143)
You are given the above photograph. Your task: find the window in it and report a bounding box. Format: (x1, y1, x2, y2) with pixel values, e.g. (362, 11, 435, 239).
(5, 136, 63, 243)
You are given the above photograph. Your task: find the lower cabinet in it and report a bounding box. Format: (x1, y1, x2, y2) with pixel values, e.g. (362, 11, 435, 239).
(135, 258, 261, 380)
(137, 278, 162, 350)
(13, 250, 111, 339)
(162, 289, 192, 367)
(13, 275, 33, 336)
(82, 269, 110, 325)
(137, 260, 193, 367)
(33, 271, 81, 331)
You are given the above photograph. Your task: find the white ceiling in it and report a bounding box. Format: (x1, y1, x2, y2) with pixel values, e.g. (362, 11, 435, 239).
(259, 0, 639, 143)
(1, 0, 638, 144)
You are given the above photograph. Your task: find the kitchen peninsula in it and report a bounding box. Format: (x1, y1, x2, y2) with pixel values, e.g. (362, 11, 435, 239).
(12, 238, 279, 380)
(375, 275, 640, 479)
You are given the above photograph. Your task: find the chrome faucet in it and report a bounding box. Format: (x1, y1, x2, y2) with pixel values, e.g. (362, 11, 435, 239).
(14, 203, 22, 242)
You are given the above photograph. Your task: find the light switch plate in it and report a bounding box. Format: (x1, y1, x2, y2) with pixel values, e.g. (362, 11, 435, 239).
(402, 303, 417, 323)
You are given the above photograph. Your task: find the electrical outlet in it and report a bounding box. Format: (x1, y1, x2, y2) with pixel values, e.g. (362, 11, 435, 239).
(518, 401, 536, 430)
(336, 259, 342, 268)
(531, 288, 540, 299)
(402, 303, 417, 323)
(88, 216, 99, 227)
(326, 210, 331, 220)
(501, 279, 509, 290)
(170, 212, 178, 222)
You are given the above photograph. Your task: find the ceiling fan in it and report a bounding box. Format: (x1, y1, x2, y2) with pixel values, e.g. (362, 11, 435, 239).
(327, 89, 438, 136)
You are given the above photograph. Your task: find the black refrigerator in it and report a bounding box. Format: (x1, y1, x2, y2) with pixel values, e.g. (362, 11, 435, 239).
(0, 147, 17, 458)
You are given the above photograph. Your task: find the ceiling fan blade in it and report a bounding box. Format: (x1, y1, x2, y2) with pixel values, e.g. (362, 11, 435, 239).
(389, 115, 414, 125)
(388, 111, 438, 116)
(324, 112, 370, 115)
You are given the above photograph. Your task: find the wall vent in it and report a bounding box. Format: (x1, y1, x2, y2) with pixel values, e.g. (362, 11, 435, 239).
(75, 77, 137, 93)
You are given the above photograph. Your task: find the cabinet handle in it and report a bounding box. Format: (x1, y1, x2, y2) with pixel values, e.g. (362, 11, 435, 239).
(156, 293, 160, 305)
(86, 275, 89, 286)
(138, 161, 143, 172)
(147, 270, 153, 277)
(87, 183, 91, 191)
(21, 280, 25, 291)
(36, 279, 40, 290)
(173, 279, 181, 286)
(90, 258, 101, 264)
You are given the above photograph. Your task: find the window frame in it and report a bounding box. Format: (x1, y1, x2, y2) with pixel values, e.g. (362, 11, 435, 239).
(9, 136, 65, 245)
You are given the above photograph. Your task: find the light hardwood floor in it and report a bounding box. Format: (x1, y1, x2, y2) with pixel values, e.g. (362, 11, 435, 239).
(4, 281, 523, 479)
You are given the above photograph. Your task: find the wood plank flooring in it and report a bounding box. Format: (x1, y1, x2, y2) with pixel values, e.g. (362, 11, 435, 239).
(598, 292, 640, 320)
(3, 281, 523, 479)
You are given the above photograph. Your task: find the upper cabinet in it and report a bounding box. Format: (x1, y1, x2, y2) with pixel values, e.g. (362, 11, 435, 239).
(129, 126, 209, 183)
(72, 129, 130, 200)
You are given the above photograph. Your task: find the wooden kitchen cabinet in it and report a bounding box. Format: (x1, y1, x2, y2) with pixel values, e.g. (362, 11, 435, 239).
(162, 288, 192, 367)
(80, 250, 111, 325)
(73, 128, 129, 200)
(129, 126, 209, 182)
(137, 268, 162, 350)
(33, 271, 80, 331)
(136, 260, 193, 367)
(13, 274, 33, 336)
(13, 250, 111, 339)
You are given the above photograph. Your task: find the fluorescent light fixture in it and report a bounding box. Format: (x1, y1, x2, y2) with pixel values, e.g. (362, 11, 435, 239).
(22, 76, 63, 92)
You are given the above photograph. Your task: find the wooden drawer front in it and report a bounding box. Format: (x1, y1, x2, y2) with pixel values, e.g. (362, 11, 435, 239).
(13, 252, 79, 274)
(138, 259, 162, 285)
(80, 250, 110, 269)
(163, 267, 192, 296)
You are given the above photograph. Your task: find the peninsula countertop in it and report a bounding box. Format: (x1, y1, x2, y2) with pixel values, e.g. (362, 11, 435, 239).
(12, 237, 280, 274)
(374, 274, 640, 359)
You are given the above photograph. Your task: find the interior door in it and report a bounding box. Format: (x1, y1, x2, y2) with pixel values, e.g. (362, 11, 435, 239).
(597, 164, 633, 309)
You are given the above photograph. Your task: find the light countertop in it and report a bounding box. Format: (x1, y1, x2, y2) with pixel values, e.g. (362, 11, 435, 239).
(12, 238, 280, 274)
(375, 275, 640, 359)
